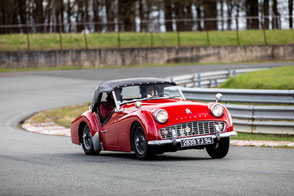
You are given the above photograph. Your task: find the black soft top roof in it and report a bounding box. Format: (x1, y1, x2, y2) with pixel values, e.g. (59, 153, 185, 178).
(90, 77, 175, 111)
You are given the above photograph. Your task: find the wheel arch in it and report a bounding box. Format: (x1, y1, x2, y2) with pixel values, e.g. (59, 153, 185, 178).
(71, 110, 98, 145)
(128, 111, 158, 151)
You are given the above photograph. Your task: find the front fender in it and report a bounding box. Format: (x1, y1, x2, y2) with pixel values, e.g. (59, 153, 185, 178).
(114, 109, 159, 151)
(70, 110, 100, 145)
(135, 110, 160, 141)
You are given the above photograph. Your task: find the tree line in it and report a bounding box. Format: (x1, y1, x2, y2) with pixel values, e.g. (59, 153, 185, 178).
(0, 0, 293, 34)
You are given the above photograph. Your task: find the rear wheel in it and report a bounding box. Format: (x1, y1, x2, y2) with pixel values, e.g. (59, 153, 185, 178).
(133, 125, 154, 160)
(81, 124, 96, 155)
(206, 137, 230, 159)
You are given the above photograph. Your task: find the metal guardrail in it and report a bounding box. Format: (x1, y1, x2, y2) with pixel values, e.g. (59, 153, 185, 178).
(170, 68, 267, 88)
(167, 68, 294, 135)
(182, 88, 294, 105)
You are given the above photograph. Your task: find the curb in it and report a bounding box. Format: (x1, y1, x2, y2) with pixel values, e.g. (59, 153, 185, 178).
(22, 117, 70, 137)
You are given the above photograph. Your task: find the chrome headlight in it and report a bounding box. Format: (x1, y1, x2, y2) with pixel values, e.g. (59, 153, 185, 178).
(211, 104, 224, 118)
(155, 109, 168, 124)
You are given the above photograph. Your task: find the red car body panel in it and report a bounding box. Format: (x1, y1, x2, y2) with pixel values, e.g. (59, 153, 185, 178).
(71, 111, 99, 145)
(71, 98, 234, 152)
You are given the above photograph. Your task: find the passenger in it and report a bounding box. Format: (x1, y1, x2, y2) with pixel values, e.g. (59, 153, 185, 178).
(99, 89, 121, 122)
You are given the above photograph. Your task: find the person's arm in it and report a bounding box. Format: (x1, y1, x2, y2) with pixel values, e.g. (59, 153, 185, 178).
(99, 103, 112, 121)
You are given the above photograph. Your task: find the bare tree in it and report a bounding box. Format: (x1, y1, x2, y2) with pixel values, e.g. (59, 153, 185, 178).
(164, 0, 173, 32)
(272, 0, 281, 29)
(203, 0, 217, 30)
(118, 0, 136, 32)
(289, 0, 293, 29)
(263, 0, 269, 29)
(246, 0, 259, 29)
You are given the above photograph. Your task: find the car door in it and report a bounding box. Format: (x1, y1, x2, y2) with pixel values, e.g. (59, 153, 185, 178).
(97, 92, 119, 148)
(101, 111, 120, 147)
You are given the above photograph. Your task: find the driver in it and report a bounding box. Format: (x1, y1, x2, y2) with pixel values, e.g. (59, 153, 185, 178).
(146, 86, 156, 97)
(140, 85, 156, 98)
(99, 89, 121, 122)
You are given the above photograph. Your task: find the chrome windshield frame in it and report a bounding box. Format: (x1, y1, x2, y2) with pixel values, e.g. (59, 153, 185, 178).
(112, 90, 122, 112)
(177, 86, 186, 100)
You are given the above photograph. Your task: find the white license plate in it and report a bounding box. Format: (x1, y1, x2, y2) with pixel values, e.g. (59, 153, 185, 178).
(180, 137, 214, 147)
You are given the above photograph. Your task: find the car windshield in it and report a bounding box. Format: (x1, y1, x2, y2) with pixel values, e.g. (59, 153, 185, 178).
(117, 84, 184, 105)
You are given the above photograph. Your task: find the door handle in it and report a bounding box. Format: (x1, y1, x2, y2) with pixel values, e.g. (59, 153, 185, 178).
(101, 130, 107, 133)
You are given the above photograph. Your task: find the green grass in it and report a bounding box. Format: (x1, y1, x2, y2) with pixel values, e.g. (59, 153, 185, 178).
(219, 66, 294, 90)
(0, 60, 256, 72)
(0, 61, 218, 72)
(232, 132, 294, 142)
(1, 29, 293, 51)
(0, 66, 89, 72)
(30, 103, 90, 128)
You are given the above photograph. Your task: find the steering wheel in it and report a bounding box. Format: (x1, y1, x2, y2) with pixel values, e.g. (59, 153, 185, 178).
(157, 92, 171, 97)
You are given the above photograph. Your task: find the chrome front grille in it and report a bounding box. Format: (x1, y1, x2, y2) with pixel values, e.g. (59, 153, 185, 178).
(159, 121, 226, 139)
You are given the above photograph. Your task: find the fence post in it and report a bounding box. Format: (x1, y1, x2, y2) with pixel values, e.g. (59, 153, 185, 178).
(208, 79, 212, 88)
(261, 18, 268, 45)
(83, 31, 88, 50)
(26, 23, 30, 50)
(192, 74, 197, 87)
(117, 22, 121, 49)
(59, 25, 63, 50)
(197, 73, 201, 88)
(176, 20, 181, 47)
(214, 79, 218, 87)
(235, 18, 240, 45)
(150, 31, 154, 47)
(205, 30, 210, 46)
(231, 69, 237, 76)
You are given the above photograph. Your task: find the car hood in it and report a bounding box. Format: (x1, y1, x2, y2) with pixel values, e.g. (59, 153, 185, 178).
(143, 99, 209, 116)
(122, 99, 213, 122)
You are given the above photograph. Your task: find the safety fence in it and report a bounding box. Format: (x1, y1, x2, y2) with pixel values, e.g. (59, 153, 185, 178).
(0, 15, 293, 51)
(167, 68, 294, 135)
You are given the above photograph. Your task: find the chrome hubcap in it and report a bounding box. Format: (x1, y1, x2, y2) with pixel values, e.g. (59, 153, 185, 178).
(82, 126, 92, 150)
(134, 128, 146, 155)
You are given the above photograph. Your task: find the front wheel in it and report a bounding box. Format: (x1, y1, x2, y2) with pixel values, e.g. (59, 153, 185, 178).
(206, 137, 230, 159)
(81, 124, 97, 155)
(133, 125, 154, 160)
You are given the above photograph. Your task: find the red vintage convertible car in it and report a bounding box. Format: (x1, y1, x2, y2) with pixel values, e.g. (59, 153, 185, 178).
(71, 78, 236, 159)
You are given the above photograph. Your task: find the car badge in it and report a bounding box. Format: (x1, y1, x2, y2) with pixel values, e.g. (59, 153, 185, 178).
(185, 108, 192, 114)
(185, 127, 191, 133)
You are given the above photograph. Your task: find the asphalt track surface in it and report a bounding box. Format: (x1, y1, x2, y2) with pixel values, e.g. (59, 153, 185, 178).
(1, 62, 294, 196)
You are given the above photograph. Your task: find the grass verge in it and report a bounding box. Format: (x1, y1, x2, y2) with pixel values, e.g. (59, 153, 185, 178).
(1, 29, 293, 51)
(30, 103, 90, 128)
(0, 61, 226, 72)
(218, 66, 294, 90)
(231, 132, 294, 142)
(1, 60, 293, 73)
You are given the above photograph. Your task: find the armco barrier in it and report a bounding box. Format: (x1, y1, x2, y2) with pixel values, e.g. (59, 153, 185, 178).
(168, 68, 294, 135)
(170, 68, 267, 88)
(182, 88, 294, 105)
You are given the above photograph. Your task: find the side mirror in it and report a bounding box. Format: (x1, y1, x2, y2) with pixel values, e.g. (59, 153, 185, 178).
(135, 101, 142, 108)
(216, 93, 222, 102)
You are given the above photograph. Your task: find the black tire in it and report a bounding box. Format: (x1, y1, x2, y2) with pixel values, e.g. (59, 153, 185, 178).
(81, 124, 96, 155)
(133, 125, 154, 160)
(206, 137, 230, 159)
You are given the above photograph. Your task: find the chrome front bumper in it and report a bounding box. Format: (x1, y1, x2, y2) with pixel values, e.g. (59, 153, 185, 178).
(148, 131, 237, 146)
